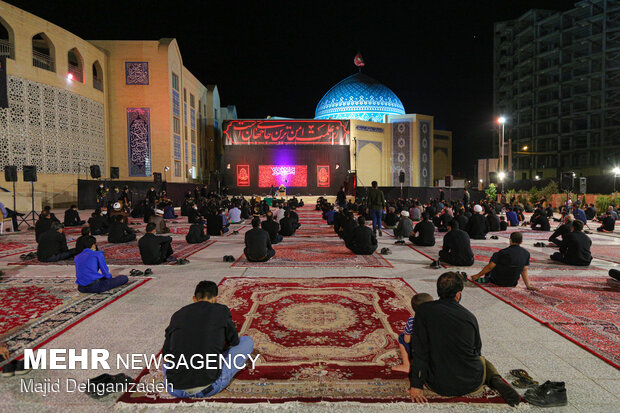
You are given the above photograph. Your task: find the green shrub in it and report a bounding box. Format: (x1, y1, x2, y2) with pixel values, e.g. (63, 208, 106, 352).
(595, 195, 620, 212)
(485, 184, 497, 200)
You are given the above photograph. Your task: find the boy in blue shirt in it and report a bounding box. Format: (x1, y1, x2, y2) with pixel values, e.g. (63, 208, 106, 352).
(74, 238, 128, 293)
(392, 292, 433, 373)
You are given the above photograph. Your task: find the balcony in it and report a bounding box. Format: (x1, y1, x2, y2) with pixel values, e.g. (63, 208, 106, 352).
(32, 50, 55, 72)
(67, 63, 83, 83)
(93, 78, 103, 91)
(0, 39, 14, 59)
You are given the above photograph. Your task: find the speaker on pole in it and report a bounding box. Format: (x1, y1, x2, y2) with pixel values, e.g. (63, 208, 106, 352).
(153, 172, 162, 183)
(110, 167, 119, 179)
(560, 171, 575, 191)
(445, 175, 453, 187)
(23, 165, 37, 182)
(399, 170, 405, 184)
(578, 177, 587, 194)
(4, 165, 17, 182)
(90, 165, 101, 179)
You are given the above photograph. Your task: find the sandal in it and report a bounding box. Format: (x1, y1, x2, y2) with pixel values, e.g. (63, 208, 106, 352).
(510, 369, 537, 383)
(129, 269, 144, 276)
(512, 377, 539, 388)
(144, 268, 153, 276)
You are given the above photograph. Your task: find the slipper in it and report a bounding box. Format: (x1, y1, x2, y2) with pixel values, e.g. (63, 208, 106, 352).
(232, 230, 239, 235)
(490, 235, 499, 240)
(510, 369, 536, 382)
(512, 377, 539, 388)
(144, 268, 153, 276)
(129, 269, 143, 276)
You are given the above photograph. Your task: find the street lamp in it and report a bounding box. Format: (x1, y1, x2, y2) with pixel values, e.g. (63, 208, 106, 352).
(497, 116, 507, 180)
(613, 167, 620, 195)
(498, 171, 506, 194)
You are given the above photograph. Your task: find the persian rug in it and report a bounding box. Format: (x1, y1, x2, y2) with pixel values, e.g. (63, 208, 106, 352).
(0, 241, 35, 259)
(0, 276, 149, 366)
(295, 225, 338, 238)
(590, 245, 620, 264)
(232, 240, 392, 268)
(473, 276, 620, 369)
(9, 240, 215, 266)
(117, 277, 509, 404)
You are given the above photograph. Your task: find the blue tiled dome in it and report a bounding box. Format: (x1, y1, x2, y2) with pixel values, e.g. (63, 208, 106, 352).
(315, 72, 405, 122)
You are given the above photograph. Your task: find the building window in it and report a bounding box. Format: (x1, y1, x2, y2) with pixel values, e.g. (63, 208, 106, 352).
(92, 61, 103, 91)
(0, 17, 15, 60)
(171, 73, 179, 91)
(190, 93, 195, 108)
(174, 161, 181, 177)
(191, 129, 196, 143)
(32, 33, 55, 72)
(183, 88, 186, 102)
(173, 117, 181, 134)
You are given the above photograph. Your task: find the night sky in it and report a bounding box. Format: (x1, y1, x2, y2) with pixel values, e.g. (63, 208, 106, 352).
(7, 0, 574, 178)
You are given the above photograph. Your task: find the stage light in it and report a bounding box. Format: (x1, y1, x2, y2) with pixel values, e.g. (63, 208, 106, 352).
(335, 164, 340, 170)
(67, 73, 73, 81)
(498, 172, 506, 181)
(497, 116, 506, 124)
(522, 145, 528, 151)
(226, 164, 231, 169)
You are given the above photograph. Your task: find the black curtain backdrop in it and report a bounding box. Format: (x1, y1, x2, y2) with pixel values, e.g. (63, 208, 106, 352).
(221, 145, 351, 196)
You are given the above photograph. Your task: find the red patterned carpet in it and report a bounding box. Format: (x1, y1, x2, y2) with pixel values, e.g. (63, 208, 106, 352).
(118, 277, 508, 404)
(0, 241, 35, 259)
(295, 225, 338, 238)
(0, 275, 149, 366)
(10, 240, 215, 266)
(590, 244, 620, 264)
(474, 276, 620, 369)
(233, 240, 392, 268)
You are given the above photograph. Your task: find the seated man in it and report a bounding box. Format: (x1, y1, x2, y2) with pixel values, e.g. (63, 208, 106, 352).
(228, 204, 243, 224)
(107, 214, 137, 243)
(88, 209, 109, 235)
(471, 232, 537, 290)
(466, 205, 489, 240)
(261, 211, 283, 244)
(63, 205, 85, 227)
(163, 203, 177, 219)
(163, 281, 254, 398)
(186, 221, 210, 244)
(244, 217, 275, 262)
(219, 209, 230, 228)
(505, 207, 519, 227)
(187, 203, 202, 224)
(37, 222, 78, 262)
(0, 201, 23, 232)
(279, 211, 297, 237)
(407, 272, 520, 406)
(409, 213, 436, 246)
(34, 210, 53, 243)
(74, 238, 128, 293)
(340, 211, 358, 248)
(530, 210, 550, 231)
(394, 210, 414, 244)
(499, 216, 508, 231)
(486, 210, 500, 232)
(149, 209, 170, 234)
(139, 223, 179, 264)
(439, 221, 474, 266)
(289, 206, 301, 230)
(207, 209, 229, 236)
(75, 227, 97, 254)
(549, 214, 573, 246)
(550, 220, 592, 266)
(597, 211, 616, 233)
(348, 216, 378, 255)
(384, 207, 399, 229)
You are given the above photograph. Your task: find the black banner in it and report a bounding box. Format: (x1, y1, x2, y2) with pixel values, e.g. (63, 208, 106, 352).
(223, 120, 350, 146)
(0, 56, 8, 108)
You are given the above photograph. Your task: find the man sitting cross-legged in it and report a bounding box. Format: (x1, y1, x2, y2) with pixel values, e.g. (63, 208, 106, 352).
(108, 214, 136, 243)
(37, 222, 78, 263)
(550, 219, 592, 266)
(74, 238, 128, 293)
(597, 210, 616, 233)
(163, 281, 255, 398)
(139, 222, 180, 265)
(439, 221, 474, 266)
(348, 216, 378, 255)
(471, 232, 538, 290)
(279, 211, 297, 237)
(261, 211, 283, 244)
(409, 213, 436, 246)
(244, 217, 276, 262)
(63, 205, 85, 227)
(394, 210, 414, 245)
(407, 272, 521, 406)
(549, 214, 574, 247)
(186, 221, 210, 244)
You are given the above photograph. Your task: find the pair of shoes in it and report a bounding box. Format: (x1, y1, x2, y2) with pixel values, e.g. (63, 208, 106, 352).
(129, 269, 144, 276)
(509, 369, 539, 388)
(223, 255, 235, 262)
(394, 240, 405, 245)
(456, 271, 468, 282)
(524, 381, 567, 407)
(231, 230, 239, 235)
(1, 360, 32, 377)
(176, 258, 190, 265)
(534, 242, 546, 247)
(380, 247, 392, 255)
(490, 235, 499, 240)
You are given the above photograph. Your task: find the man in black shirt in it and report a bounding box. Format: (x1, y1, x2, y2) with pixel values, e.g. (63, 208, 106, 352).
(279, 211, 297, 237)
(261, 211, 282, 244)
(245, 217, 275, 262)
(37, 223, 78, 262)
(88, 209, 109, 235)
(348, 216, 377, 255)
(550, 220, 592, 266)
(63, 205, 85, 227)
(471, 232, 537, 290)
(409, 213, 436, 246)
(439, 221, 474, 266)
(207, 209, 227, 236)
(163, 281, 255, 398)
(340, 211, 358, 249)
(597, 211, 616, 232)
(289, 206, 301, 231)
(186, 222, 210, 244)
(408, 272, 520, 406)
(108, 214, 136, 243)
(530, 209, 551, 231)
(139, 223, 178, 264)
(466, 205, 489, 240)
(486, 210, 500, 232)
(549, 214, 573, 246)
(35, 210, 53, 243)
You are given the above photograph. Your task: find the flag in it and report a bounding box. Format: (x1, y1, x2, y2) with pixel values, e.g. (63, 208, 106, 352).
(354, 52, 365, 67)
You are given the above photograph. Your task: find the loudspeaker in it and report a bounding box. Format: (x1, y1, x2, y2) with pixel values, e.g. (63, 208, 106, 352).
(153, 172, 162, 183)
(445, 175, 453, 187)
(23, 165, 37, 182)
(579, 177, 587, 194)
(4, 165, 17, 182)
(560, 171, 575, 191)
(90, 165, 101, 179)
(399, 170, 405, 184)
(110, 167, 119, 179)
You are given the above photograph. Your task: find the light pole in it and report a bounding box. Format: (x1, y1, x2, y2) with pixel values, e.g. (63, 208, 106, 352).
(613, 167, 620, 197)
(498, 171, 506, 195)
(497, 116, 506, 174)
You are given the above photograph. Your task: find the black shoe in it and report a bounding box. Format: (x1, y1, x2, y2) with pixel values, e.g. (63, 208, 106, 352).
(490, 375, 521, 406)
(394, 240, 405, 245)
(430, 260, 441, 269)
(378, 229, 383, 237)
(144, 268, 153, 276)
(380, 247, 392, 255)
(524, 381, 567, 407)
(490, 235, 499, 240)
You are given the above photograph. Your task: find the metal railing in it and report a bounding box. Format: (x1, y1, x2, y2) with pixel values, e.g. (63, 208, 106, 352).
(93, 78, 103, 91)
(32, 50, 55, 72)
(67, 63, 83, 82)
(0, 39, 14, 59)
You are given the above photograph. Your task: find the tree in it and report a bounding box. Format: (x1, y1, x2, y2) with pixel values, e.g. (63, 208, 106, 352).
(485, 184, 497, 200)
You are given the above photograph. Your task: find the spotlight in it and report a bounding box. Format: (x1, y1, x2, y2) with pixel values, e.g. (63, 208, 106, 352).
(335, 164, 340, 170)
(498, 172, 506, 181)
(164, 166, 170, 172)
(67, 73, 73, 81)
(226, 164, 231, 169)
(498, 116, 506, 124)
